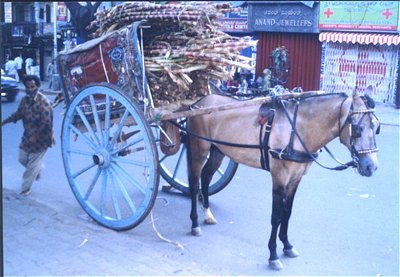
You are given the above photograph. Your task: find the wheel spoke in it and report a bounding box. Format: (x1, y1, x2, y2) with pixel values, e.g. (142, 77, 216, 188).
(108, 169, 122, 220)
(112, 162, 147, 194)
(70, 125, 98, 152)
(112, 157, 150, 167)
(110, 164, 137, 213)
(75, 105, 100, 146)
(111, 137, 144, 156)
(68, 148, 94, 157)
(72, 162, 97, 179)
(104, 95, 111, 147)
(85, 168, 102, 200)
(100, 169, 108, 216)
(89, 95, 103, 145)
(109, 109, 130, 149)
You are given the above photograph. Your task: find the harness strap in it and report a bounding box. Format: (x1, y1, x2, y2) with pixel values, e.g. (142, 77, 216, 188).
(259, 109, 275, 171)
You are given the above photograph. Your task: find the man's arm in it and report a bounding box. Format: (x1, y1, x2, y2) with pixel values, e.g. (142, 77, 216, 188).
(2, 100, 24, 126)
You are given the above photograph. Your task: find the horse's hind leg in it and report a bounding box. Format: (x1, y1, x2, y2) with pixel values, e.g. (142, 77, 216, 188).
(186, 136, 210, 236)
(200, 145, 224, 225)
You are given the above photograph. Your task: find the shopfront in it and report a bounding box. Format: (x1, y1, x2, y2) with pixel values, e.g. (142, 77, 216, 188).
(218, 4, 257, 80)
(319, 1, 400, 106)
(247, 1, 321, 91)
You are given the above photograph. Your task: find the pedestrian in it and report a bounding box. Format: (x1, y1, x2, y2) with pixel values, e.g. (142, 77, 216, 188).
(46, 61, 54, 89)
(14, 54, 23, 82)
(2, 75, 55, 196)
(5, 59, 18, 80)
(262, 68, 272, 92)
(25, 57, 34, 75)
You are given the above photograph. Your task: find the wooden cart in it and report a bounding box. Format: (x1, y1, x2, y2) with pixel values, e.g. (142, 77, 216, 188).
(57, 21, 300, 231)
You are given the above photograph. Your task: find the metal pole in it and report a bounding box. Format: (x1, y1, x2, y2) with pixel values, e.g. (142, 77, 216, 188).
(52, 2, 60, 91)
(53, 2, 58, 74)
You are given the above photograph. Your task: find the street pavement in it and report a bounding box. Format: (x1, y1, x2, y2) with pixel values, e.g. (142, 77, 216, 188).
(2, 84, 399, 276)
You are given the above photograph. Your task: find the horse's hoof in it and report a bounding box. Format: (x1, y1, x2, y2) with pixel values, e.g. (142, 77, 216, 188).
(283, 247, 299, 258)
(269, 259, 283, 271)
(191, 227, 202, 236)
(203, 208, 217, 225)
(204, 217, 217, 225)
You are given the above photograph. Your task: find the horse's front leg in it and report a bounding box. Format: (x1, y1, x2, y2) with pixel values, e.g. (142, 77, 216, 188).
(268, 186, 285, 270)
(279, 183, 300, 258)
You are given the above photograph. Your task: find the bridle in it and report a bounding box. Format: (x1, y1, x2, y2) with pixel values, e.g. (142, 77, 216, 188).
(339, 95, 380, 168)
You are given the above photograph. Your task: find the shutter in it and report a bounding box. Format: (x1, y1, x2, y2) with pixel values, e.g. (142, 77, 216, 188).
(256, 32, 322, 91)
(321, 42, 399, 104)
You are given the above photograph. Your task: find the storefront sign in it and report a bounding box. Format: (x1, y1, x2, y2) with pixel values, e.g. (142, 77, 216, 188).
(319, 1, 399, 32)
(218, 8, 248, 33)
(57, 2, 68, 22)
(247, 2, 319, 33)
(4, 2, 12, 23)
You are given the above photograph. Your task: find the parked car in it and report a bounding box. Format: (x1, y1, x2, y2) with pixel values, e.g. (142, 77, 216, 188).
(1, 69, 19, 102)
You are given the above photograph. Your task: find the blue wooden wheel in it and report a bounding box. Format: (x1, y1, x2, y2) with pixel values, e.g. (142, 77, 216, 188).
(61, 83, 159, 230)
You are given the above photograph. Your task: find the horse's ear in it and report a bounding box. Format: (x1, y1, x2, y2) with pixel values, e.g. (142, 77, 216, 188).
(365, 85, 376, 97)
(364, 85, 376, 108)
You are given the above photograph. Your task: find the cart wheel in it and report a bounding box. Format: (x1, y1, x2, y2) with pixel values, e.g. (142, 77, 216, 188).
(61, 83, 159, 231)
(153, 119, 238, 196)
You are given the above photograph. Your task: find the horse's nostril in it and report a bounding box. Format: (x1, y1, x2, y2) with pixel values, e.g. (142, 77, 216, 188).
(365, 163, 377, 176)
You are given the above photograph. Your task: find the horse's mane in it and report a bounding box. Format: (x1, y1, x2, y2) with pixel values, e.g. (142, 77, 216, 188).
(299, 92, 348, 102)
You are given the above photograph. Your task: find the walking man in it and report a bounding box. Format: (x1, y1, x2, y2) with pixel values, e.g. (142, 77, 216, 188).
(2, 75, 55, 196)
(5, 58, 18, 80)
(14, 54, 23, 82)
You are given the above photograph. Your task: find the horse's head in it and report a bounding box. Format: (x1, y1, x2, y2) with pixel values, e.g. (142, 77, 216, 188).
(340, 88, 380, 177)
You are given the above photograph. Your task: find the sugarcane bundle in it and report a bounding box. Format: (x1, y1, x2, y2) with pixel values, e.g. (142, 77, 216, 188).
(89, 1, 257, 106)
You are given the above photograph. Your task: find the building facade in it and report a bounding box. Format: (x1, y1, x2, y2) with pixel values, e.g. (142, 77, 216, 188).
(1, 2, 58, 80)
(318, 1, 400, 107)
(247, 1, 322, 91)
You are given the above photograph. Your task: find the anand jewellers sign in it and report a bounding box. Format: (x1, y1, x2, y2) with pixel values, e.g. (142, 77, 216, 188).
(248, 2, 319, 33)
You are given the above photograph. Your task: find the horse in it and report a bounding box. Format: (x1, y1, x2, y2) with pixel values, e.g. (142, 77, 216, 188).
(184, 89, 380, 270)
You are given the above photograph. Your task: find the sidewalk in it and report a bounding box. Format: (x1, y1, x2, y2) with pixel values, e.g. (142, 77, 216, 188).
(3, 188, 209, 276)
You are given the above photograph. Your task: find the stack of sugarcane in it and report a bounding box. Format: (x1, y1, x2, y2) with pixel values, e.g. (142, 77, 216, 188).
(89, 2, 257, 106)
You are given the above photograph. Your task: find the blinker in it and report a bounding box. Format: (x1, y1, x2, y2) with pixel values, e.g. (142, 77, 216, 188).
(351, 124, 363, 138)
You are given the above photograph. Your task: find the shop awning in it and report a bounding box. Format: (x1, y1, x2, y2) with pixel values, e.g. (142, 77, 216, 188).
(319, 32, 400, 46)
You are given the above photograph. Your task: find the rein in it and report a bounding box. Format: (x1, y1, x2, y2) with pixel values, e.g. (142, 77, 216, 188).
(277, 95, 357, 171)
(170, 120, 263, 149)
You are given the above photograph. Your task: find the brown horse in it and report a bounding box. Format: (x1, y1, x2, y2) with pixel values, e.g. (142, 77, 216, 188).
(185, 90, 379, 270)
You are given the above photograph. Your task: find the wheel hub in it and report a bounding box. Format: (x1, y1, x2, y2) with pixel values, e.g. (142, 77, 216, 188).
(93, 149, 111, 167)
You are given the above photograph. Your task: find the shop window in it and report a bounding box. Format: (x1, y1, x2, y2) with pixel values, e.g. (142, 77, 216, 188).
(46, 5, 51, 23)
(39, 8, 44, 20)
(14, 5, 24, 22)
(11, 25, 24, 37)
(321, 42, 399, 104)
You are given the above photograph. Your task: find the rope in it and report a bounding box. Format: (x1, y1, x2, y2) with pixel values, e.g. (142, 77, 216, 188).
(149, 199, 184, 250)
(99, 43, 110, 83)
